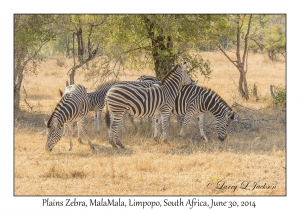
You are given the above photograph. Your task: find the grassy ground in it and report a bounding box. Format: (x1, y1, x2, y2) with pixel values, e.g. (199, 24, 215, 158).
(14, 52, 286, 195)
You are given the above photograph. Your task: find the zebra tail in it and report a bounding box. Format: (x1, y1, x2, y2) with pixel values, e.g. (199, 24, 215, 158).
(105, 101, 110, 128)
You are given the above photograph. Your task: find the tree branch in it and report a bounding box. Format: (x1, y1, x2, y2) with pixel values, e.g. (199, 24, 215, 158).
(236, 14, 241, 65)
(218, 46, 238, 68)
(242, 15, 252, 66)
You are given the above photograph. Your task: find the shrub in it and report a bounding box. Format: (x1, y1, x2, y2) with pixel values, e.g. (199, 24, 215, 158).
(272, 85, 286, 107)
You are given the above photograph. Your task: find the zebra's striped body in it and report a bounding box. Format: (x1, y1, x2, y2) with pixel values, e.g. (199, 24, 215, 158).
(45, 84, 94, 152)
(105, 64, 192, 148)
(88, 80, 160, 133)
(172, 85, 235, 141)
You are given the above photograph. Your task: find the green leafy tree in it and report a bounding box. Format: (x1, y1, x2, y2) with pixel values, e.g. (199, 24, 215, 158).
(250, 15, 286, 60)
(102, 15, 212, 79)
(14, 14, 57, 110)
(218, 14, 253, 100)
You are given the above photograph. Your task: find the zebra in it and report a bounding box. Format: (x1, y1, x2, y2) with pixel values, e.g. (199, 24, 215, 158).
(136, 73, 198, 126)
(45, 84, 94, 152)
(172, 85, 235, 141)
(88, 80, 160, 133)
(105, 64, 192, 148)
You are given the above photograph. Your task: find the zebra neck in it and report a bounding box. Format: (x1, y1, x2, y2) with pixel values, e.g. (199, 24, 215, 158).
(198, 93, 230, 118)
(161, 77, 182, 95)
(53, 108, 69, 126)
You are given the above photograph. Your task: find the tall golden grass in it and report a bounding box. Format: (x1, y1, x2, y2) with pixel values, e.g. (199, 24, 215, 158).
(14, 52, 286, 195)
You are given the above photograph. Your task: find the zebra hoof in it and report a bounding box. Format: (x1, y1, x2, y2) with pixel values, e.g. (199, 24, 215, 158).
(78, 138, 83, 144)
(163, 140, 170, 145)
(200, 136, 208, 142)
(109, 142, 117, 148)
(90, 145, 95, 151)
(117, 143, 125, 149)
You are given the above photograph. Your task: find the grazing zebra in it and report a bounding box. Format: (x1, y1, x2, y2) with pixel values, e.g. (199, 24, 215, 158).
(45, 84, 94, 152)
(172, 85, 235, 141)
(88, 80, 160, 133)
(105, 64, 192, 148)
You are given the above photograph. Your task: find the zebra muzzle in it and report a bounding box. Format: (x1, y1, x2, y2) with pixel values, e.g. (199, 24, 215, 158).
(218, 135, 227, 141)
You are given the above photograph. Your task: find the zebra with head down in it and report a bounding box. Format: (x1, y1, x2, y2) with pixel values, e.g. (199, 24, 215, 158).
(45, 84, 94, 152)
(173, 85, 235, 141)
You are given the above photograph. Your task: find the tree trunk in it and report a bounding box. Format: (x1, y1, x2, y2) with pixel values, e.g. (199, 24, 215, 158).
(143, 16, 176, 79)
(66, 36, 70, 57)
(14, 49, 25, 110)
(238, 69, 249, 100)
(14, 73, 23, 110)
(69, 69, 75, 85)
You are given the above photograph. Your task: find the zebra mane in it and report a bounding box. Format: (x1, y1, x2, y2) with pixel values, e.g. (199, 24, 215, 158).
(161, 64, 180, 83)
(58, 89, 63, 97)
(46, 94, 68, 128)
(200, 86, 232, 110)
(95, 79, 119, 90)
(46, 111, 55, 128)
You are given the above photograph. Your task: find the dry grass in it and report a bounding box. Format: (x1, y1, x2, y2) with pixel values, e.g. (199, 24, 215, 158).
(14, 52, 286, 196)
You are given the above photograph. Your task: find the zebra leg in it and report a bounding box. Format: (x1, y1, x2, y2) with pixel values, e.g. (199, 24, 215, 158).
(78, 118, 95, 151)
(97, 110, 101, 133)
(177, 115, 184, 127)
(107, 124, 117, 148)
(153, 115, 161, 142)
(198, 113, 208, 142)
(120, 113, 126, 133)
(94, 110, 101, 133)
(94, 111, 98, 132)
(77, 123, 83, 144)
(128, 113, 137, 132)
(111, 114, 125, 148)
(65, 123, 73, 151)
(62, 123, 67, 136)
(161, 113, 170, 145)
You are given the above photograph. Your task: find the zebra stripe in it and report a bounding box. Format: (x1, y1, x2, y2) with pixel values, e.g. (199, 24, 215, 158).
(172, 85, 235, 141)
(105, 64, 192, 148)
(45, 84, 94, 152)
(88, 80, 160, 133)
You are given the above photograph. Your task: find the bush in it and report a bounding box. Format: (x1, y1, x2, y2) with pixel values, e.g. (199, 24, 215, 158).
(272, 85, 286, 107)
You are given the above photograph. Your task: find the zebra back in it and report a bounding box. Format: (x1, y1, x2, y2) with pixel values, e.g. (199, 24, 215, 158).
(88, 80, 158, 112)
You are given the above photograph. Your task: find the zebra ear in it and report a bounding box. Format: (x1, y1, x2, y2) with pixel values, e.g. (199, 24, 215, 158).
(182, 61, 187, 70)
(44, 119, 48, 126)
(58, 89, 63, 97)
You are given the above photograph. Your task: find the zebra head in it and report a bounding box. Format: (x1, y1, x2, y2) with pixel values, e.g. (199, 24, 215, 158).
(215, 110, 235, 141)
(45, 117, 63, 152)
